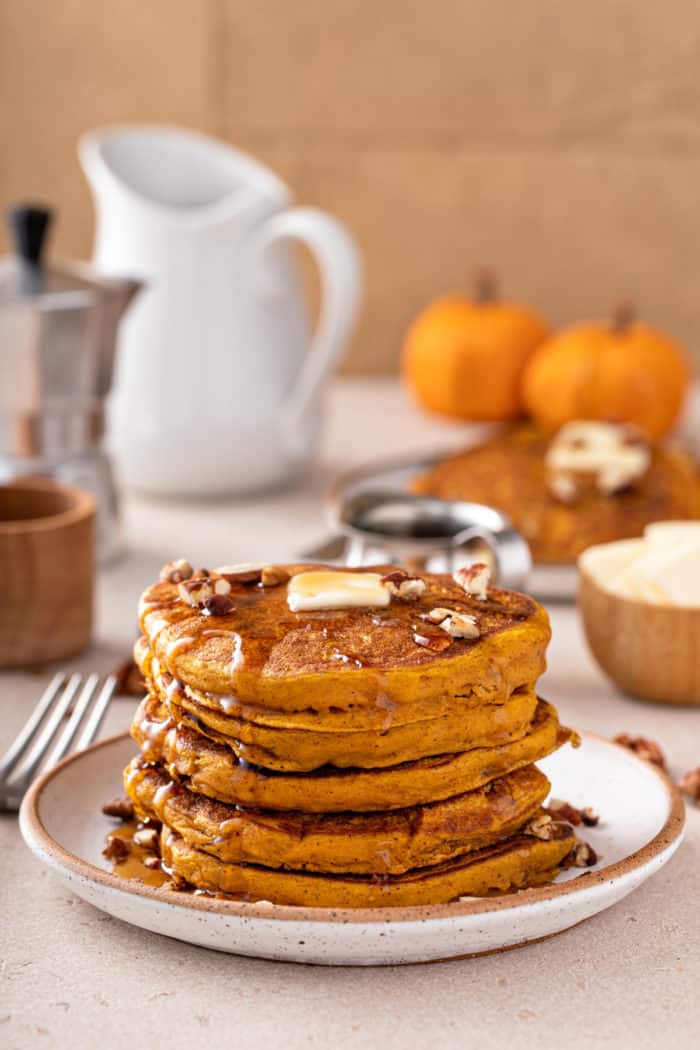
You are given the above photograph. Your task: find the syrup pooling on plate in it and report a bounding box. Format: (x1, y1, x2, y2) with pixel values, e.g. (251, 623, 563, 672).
(103, 821, 170, 889)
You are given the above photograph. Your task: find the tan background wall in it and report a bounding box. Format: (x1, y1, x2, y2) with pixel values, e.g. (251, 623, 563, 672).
(2, 0, 700, 373)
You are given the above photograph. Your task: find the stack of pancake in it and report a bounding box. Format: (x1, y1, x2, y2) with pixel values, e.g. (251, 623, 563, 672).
(123, 562, 582, 907)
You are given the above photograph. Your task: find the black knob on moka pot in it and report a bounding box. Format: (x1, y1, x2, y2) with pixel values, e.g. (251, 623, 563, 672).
(7, 203, 53, 268)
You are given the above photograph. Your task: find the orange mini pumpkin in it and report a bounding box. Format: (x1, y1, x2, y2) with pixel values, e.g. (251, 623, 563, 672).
(402, 273, 550, 421)
(522, 305, 690, 440)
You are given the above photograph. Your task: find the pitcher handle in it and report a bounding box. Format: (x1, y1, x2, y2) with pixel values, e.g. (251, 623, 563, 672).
(257, 207, 362, 453)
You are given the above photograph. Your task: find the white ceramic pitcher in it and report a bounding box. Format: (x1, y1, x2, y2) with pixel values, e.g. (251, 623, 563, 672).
(79, 126, 362, 496)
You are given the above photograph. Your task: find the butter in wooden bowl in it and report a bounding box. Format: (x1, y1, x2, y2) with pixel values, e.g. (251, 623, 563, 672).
(579, 523, 700, 705)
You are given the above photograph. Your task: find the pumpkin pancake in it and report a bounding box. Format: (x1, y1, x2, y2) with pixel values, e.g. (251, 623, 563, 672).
(137, 639, 534, 733)
(132, 694, 566, 812)
(159, 822, 577, 907)
(125, 758, 550, 875)
(164, 682, 538, 772)
(413, 424, 700, 564)
(137, 565, 550, 711)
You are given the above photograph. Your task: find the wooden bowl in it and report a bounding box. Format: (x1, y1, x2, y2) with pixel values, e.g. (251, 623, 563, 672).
(0, 478, 95, 667)
(579, 540, 700, 705)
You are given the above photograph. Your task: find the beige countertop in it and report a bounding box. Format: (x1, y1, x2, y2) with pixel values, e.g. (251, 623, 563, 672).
(2, 378, 699, 1049)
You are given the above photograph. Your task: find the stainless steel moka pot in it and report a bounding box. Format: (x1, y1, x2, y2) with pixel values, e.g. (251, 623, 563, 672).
(0, 205, 142, 561)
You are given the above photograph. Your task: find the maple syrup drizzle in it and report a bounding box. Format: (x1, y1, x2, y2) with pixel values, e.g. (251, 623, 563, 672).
(166, 635, 196, 661)
(374, 693, 397, 734)
(138, 709, 176, 762)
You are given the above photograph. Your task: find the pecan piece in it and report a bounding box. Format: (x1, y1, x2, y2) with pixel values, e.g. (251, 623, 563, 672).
(133, 827, 159, 850)
(678, 766, 700, 805)
(425, 607, 480, 639)
(159, 559, 193, 584)
(178, 576, 231, 608)
(547, 799, 600, 828)
(381, 570, 426, 601)
(202, 594, 235, 617)
(613, 734, 667, 771)
(525, 813, 558, 840)
(217, 564, 263, 585)
(101, 796, 135, 820)
(102, 836, 130, 863)
(453, 563, 491, 600)
(569, 841, 598, 867)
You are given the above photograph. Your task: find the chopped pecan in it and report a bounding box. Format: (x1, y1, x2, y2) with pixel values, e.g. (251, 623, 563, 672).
(102, 836, 130, 863)
(569, 841, 598, 868)
(143, 856, 162, 870)
(381, 570, 426, 601)
(678, 767, 700, 805)
(217, 564, 263, 585)
(613, 734, 667, 771)
(178, 576, 231, 608)
(133, 827, 159, 850)
(159, 558, 193, 584)
(112, 657, 146, 698)
(101, 796, 135, 821)
(525, 813, 558, 840)
(426, 607, 480, 639)
(547, 799, 600, 828)
(202, 594, 235, 617)
(453, 563, 491, 600)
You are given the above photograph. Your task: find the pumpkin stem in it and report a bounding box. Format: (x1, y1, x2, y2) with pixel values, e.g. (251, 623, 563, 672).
(474, 268, 498, 304)
(611, 301, 636, 333)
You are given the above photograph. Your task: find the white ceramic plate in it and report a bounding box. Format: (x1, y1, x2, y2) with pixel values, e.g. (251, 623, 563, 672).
(20, 733, 684, 966)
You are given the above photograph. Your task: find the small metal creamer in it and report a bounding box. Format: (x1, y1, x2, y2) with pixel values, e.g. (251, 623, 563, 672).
(331, 489, 531, 590)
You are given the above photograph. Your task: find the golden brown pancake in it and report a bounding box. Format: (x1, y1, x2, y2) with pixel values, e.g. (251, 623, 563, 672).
(137, 565, 550, 711)
(159, 823, 576, 907)
(164, 683, 538, 772)
(131, 694, 566, 812)
(413, 425, 700, 563)
(125, 758, 550, 875)
(137, 638, 535, 732)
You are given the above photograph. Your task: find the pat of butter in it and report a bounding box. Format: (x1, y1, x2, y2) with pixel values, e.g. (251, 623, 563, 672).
(644, 521, 700, 550)
(287, 571, 391, 612)
(606, 533, 700, 607)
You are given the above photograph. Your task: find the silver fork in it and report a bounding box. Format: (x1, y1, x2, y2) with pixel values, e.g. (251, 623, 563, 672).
(0, 672, 117, 811)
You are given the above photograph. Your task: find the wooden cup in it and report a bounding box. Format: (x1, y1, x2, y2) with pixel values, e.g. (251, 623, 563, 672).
(0, 478, 96, 667)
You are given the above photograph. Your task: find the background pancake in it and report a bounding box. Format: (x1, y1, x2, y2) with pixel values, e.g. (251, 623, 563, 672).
(413, 425, 700, 563)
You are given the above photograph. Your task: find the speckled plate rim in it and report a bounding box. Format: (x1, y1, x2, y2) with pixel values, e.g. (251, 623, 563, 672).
(20, 731, 685, 925)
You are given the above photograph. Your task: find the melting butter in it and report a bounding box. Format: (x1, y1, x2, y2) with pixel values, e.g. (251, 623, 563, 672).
(287, 571, 391, 612)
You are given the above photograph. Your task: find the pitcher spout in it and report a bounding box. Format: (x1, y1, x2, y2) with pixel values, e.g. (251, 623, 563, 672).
(78, 124, 290, 226)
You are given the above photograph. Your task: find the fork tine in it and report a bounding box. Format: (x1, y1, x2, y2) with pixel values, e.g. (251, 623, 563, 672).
(0, 672, 67, 780)
(75, 675, 117, 752)
(9, 674, 83, 784)
(42, 673, 101, 771)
